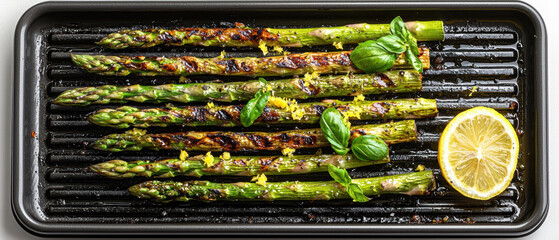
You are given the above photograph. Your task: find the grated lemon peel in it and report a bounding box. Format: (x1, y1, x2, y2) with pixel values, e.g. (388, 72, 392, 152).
(281, 147, 296, 157)
(258, 41, 269, 55)
(353, 94, 365, 102)
(220, 152, 231, 160)
(179, 150, 188, 161)
(251, 173, 268, 186)
(205, 102, 216, 109)
(203, 152, 214, 167)
(333, 42, 344, 50)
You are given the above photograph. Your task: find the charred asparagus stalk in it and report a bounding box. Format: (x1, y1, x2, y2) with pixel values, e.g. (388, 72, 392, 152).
(97, 21, 444, 49)
(54, 70, 422, 106)
(128, 170, 436, 202)
(87, 98, 438, 129)
(89, 154, 389, 178)
(91, 120, 417, 152)
(71, 49, 429, 77)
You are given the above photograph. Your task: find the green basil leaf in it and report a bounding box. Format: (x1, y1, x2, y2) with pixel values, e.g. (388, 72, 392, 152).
(376, 35, 406, 54)
(350, 40, 398, 73)
(320, 108, 350, 155)
(332, 146, 350, 155)
(258, 77, 268, 88)
(328, 164, 369, 202)
(406, 48, 423, 73)
(351, 135, 389, 161)
(240, 90, 271, 127)
(390, 16, 409, 41)
(347, 183, 370, 202)
(327, 164, 352, 186)
(407, 34, 420, 56)
(390, 16, 420, 56)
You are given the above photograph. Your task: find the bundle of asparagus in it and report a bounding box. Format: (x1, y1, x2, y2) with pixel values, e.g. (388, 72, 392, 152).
(97, 21, 444, 49)
(66, 17, 444, 203)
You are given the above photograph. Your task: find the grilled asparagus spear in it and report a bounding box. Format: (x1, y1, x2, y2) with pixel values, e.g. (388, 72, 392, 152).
(88, 98, 438, 128)
(128, 170, 436, 202)
(91, 120, 416, 152)
(54, 70, 422, 106)
(89, 154, 389, 178)
(97, 21, 444, 49)
(71, 48, 429, 77)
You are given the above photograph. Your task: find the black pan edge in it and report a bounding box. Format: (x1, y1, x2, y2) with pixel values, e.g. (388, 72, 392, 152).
(12, 0, 548, 237)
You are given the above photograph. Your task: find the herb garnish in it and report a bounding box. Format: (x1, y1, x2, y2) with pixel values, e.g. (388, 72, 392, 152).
(328, 164, 369, 202)
(350, 16, 423, 73)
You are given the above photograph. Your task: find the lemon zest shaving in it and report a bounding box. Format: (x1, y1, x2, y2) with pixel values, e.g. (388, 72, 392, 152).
(333, 42, 344, 50)
(302, 72, 319, 88)
(469, 86, 478, 96)
(291, 108, 305, 120)
(303, 73, 312, 82)
(343, 106, 364, 120)
(303, 72, 320, 81)
(258, 41, 268, 55)
(203, 152, 214, 167)
(251, 173, 268, 186)
(272, 45, 284, 54)
(311, 71, 319, 79)
(281, 147, 296, 157)
(267, 96, 289, 108)
(284, 99, 304, 120)
(268, 97, 303, 120)
(340, 112, 351, 128)
(286, 99, 298, 111)
(126, 128, 146, 135)
(220, 152, 231, 160)
(302, 73, 312, 87)
(353, 94, 365, 102)
(179, 150, 188, 161)
(206, 102, 215, 109)
(415, 164, 425, 172)
(218, 50, 226, 59)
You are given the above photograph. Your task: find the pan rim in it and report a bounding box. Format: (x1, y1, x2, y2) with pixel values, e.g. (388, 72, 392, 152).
(11, 0, 548, 237)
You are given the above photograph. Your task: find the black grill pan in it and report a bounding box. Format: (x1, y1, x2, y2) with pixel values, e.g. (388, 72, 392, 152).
(12, 1, 548, 237)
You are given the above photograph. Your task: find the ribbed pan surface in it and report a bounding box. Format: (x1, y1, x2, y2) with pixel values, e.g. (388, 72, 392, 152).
(32, 10, 535, 225)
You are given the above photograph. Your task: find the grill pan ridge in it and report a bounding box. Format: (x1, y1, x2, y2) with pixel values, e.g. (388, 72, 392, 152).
(12, 1, 548, 237)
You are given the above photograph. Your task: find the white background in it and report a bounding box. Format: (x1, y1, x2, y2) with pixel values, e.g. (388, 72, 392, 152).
(1, 0, 556, 239)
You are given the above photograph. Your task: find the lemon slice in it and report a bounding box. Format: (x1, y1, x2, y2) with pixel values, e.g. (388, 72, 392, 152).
(438, 107, 519, 200)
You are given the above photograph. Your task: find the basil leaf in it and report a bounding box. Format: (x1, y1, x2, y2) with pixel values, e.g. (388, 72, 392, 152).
(407, 34, 420, 56)
(390, 16, 409, 41)
(390, 16, 420, 56)
(350, 40, 398, 73)
(320, 108, 350, 155)
(240, 90, 271, 127)
(376, 35, 406, 54)
(351, 135, 389, 161)
(327, 164, 352, 186)
(347, 183, 370, 202)
(258, 77, 268, 88)
(406, 48, 423, 73)
(328, 164, 370, 202)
